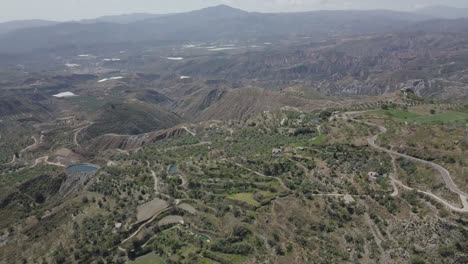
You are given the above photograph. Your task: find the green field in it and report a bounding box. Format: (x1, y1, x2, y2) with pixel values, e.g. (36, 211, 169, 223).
(374, 110, 468, 124)
(228, 193, 261, 207)
(310, 135, 326, 144)
(228, 191, 275, 207)
(204, 251, 247, 264)
(129, 252, 165, 264)
(294, 134, 326, 148)
(0, 165, 62, 187)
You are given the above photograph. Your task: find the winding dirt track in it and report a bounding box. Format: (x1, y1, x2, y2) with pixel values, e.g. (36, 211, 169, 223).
(119, 207, 171, 252)
(181, 126, 196, 137)
(21, 135, 39, 154)
(30, 156, 66, 168)
(73, 123, 93, 147)
(5, 155, 16, 165)
(118, 162, 176, 252)
(345, 113, 468, 213)
(232, 162, 290, 191)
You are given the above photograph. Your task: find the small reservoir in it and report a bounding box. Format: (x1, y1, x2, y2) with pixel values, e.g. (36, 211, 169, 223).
(168, 164, 178, 174)
(66, 164, 100, 174)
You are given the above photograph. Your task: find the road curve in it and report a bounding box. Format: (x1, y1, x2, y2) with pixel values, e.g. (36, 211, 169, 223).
(345, 113, 468, 212)
(73, 123, 93, 147)
(232, 162, 290, 191)
(365, 121, 468, 198)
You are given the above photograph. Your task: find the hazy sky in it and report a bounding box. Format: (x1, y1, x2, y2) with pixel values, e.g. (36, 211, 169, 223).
(1, 0, 468, 22)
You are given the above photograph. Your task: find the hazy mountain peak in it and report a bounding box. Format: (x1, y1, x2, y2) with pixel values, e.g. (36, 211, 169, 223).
(416, 5, 468, 19)
(80, 13, 165, 24)
(0, 19, 58, 35)
(192, 4, 247, 15)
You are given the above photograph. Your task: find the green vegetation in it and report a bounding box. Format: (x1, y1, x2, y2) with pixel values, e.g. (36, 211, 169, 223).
(1, 106, 466, 264)
(410, 255, 425, 264)
(129, 252, 165, 264)
(374, 109, 468, 124)
(203, 251, 247, 264)
(375, 109, 420, 120)
(227, 191, 274, 207)
(86, 102, 183, 137)
(228, 193, 261, 207)
(310, 135, 326, 145)
(0, 165, 62, 187)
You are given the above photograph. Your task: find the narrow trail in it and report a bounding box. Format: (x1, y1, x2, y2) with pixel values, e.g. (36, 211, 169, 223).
(151, 169, 158, 193)
(161, 141, 211, 152)
(120, 207, 171, 246)
(364, 213, 391, 263)
(5, 154, 16, 165)
(73, 123, 92, 147)
(179, 171, 189, 188)
(390, 156, 399, 197)
(146, 161, 171, 200)
(21, 135, 39, 154)
(231, 161, 290, 191)
(119, 162, 172, 253)
(30, 156, 66, 168)
(116, 149, 130, 156)
(7, 134, 41, 166)
(344, 112, 468, 213)
(119, 159, 189, 252)
(181, 126, 196, 137)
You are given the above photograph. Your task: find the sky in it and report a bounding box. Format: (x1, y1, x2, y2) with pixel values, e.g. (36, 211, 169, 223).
(1, 0, 468, 22)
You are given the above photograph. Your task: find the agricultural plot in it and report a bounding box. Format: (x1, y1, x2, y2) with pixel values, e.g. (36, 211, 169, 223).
(374, 109, 468, 124)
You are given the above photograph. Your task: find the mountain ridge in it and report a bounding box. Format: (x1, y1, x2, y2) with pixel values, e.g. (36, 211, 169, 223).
(416, 5, 468, 19)
(0, 6, 436, 54)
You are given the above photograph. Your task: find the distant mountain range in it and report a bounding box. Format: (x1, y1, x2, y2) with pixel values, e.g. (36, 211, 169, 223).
(0, 5, 467, 55)
(0, 5, 433, 54)
(79, 13, 170, 24)
(415, 5, 468, 19)
(0, 19, 58, 35)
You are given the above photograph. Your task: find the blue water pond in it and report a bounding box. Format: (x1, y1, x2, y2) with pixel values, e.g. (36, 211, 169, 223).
(66, 164, 99, 174)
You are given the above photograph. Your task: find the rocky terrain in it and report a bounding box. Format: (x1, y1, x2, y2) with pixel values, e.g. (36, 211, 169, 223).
(0, 4, 468, 264)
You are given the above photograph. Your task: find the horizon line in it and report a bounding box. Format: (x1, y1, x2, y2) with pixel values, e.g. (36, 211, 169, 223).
(0, 4, 465, 24)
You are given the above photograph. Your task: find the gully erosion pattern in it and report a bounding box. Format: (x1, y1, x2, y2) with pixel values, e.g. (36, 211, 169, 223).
(341, 112, 468, 213)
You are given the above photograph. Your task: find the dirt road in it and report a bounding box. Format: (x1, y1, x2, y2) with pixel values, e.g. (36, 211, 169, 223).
(345, 112, 468, 212)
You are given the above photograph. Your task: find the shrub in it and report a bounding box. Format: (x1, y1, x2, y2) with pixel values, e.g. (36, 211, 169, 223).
(437, 246, 454, 257)
(410, 255, 425, 264)
(34, 192, 45, 204)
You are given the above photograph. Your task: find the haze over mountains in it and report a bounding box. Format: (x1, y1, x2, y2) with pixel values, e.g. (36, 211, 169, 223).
(416, 5, 468, 19)
(2, 4, 468, 264)
(0, 5, 466, 54)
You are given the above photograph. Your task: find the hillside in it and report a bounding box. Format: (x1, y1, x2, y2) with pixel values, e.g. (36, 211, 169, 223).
(0, 19, 57, 35)
(84, 102, 184, 138)
(1, 96, 467, 264)
(1, 4, 468, 264)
